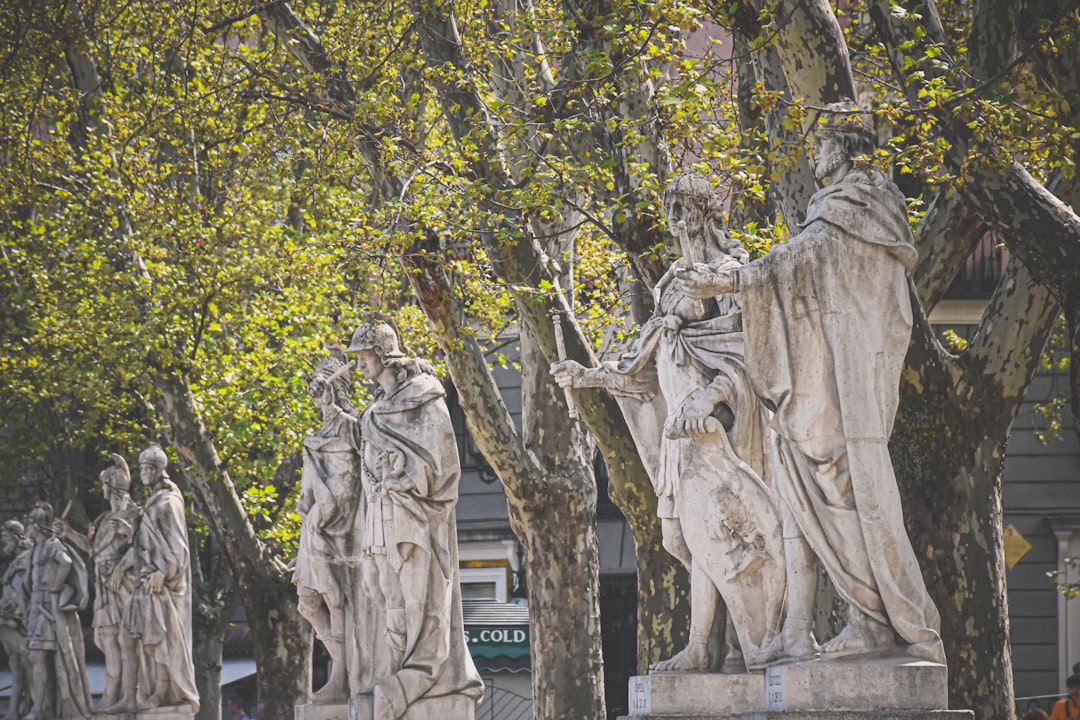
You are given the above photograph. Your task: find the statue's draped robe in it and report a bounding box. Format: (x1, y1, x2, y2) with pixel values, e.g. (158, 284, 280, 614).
(0, 546, 31, 634)
(25, 536, 93, 717)
(124, 480, 201, 711)
(89, 499, 140, 648)
(294, 433, 378, 693)
(607, 257, 785, 667)
(738, 169, 944, 662)
(342, 370, 483, 716)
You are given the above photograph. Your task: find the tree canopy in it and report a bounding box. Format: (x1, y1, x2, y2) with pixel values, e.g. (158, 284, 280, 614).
(2, 0, 1080, 718)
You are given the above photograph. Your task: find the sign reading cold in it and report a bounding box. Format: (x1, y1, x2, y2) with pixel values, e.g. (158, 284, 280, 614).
(467, 626, 529, 646)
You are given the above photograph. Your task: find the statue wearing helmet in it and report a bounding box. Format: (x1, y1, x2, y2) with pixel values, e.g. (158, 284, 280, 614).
(312, 320, 484, 719)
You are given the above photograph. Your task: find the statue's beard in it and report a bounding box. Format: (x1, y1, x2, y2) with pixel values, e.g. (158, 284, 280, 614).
(814, 150, 848, 184)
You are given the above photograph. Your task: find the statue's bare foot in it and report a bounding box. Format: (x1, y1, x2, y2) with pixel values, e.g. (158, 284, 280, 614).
(108, 694, 138, 714)
(760, 626, 820, 667)
(138, 693, 163, 711)
(821, 615, 895, 659)
(650, 643, 708, 673)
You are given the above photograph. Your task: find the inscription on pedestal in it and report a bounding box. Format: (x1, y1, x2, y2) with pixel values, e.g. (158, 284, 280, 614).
(765, 665, 787, 710)
(629, 676, 650, 715)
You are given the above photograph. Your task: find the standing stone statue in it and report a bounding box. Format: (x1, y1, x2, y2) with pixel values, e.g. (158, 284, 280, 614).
(316, 320, 484, 719)
(551, 172, 785, 672)
(23, 501, 92, 720)
(53, 453, 142, 713)
(0, 520, 33, 720)
(294, 344, 370, 702)
(673, 101, 946, 665)
(121, 443, 200, 713)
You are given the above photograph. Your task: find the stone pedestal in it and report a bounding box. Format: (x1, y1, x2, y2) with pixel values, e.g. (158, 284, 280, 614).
(111, 704, 198, 720)
(348, 691, 476, 720)
(763, 655, 946, 711)
(295, 701, 350, 720)
(628, 673, 766, 716)
(620, 653, 972, 720)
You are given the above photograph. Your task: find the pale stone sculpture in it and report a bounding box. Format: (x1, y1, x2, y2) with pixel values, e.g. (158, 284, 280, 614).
(673, 101, 946, 665)
(294, 345, 370, 702)
(317, 320, 484, 719)
(23, 501, 93, 720)
(0, 520, 33, 720)
(53, 453, 142, 713)
(120, 443, 200, 713)
(551, 172, 785, 672)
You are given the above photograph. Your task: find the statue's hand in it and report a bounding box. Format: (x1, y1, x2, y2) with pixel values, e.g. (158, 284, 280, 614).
(145, 570, 166, 594)
(382, 477, 416, 495)
(50, 518, 70, 539)
(673, 265, 735, 298)
(669, 388, 725, 438)
(108, 572, 125, 593)
(550, 360, 588, 389)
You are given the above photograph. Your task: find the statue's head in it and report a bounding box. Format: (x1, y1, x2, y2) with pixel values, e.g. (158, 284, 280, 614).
(813, 101, 876, 181)
(1, 519, 25, 554)
(347, 321, 405, 365)
(101, 453, 131, 498)
(28, 502, 54, 536)
(138, 443, 168, 485)
(663, 172, 714, 238)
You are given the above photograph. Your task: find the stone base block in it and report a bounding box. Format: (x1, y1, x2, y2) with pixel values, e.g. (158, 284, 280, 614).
(628, 673, 766, 716)
(764, 654, 947, 711)
(295, 701, 350, 720)
(349, 691, 476, 720)
(623, 652, 961, 719)
(111, 703, 197, 720)
(620, 712, 973, 720)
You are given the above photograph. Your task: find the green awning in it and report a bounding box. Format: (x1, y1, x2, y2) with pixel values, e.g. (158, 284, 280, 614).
(467, 625, 530, 671)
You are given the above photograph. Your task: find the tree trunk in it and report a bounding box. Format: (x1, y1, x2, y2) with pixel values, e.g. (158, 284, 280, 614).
(247, 586, 313, 720)
(193, 621, 226, 720)
(897, 260, 1058, 720)
(517, 491, 605, 719)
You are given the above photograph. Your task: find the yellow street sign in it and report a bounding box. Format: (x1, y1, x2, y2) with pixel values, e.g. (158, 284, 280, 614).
(1003, 524, 1032, 570)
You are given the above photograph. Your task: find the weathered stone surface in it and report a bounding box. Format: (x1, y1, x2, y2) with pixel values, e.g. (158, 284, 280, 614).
(295, 701, 349, 720)
(54, 453, 141, 713)
(671, 101, 945, 668)
(24, 501, 93, 719)
(620, 711, 973, 720)
(552, 173, 785, 673)
(763, 655, 947, 711)
(624, 654, 953, 719)
(298, 322, 484, 718)
(119, 443, 200, 712)
(348, 691, 476, 720)
(628, 673, 766, 716)
(110, 703, 197, 720)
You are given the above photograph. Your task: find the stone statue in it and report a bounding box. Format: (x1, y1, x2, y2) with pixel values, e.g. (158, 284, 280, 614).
(317, 320, 484, 719)
(0, 520, 33, 720)
(673, 101, 946, 665)
(551, 173, 786, 672)
(23, 501, 93, 720)
(120, 443, 200, 713)
(294, 344, 369, 701)
(53, 453, 143, 713)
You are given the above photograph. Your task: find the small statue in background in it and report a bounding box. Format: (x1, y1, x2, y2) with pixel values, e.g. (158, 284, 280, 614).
(24, 501, 92, 720)
(294, 344, 365, 702)
(0, 519, 33, 720)
(120, 443, 200, 713)
(54, 453, 142, 713)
